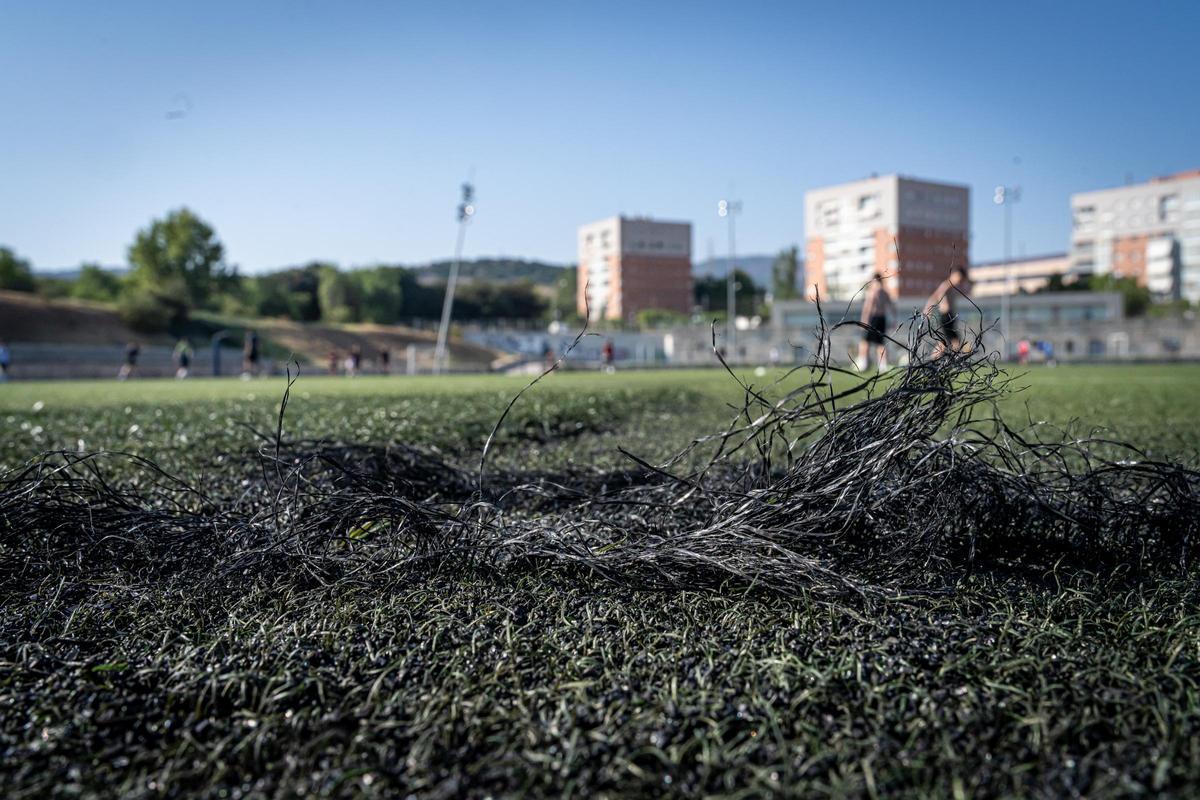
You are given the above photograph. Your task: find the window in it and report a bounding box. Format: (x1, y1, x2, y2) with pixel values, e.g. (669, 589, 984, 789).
(1159, 194, 1180, 222)
(857, 193, 880, 218)
(1073, 205, 1096, 229)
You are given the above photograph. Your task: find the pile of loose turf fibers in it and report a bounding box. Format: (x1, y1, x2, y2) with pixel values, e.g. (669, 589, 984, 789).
(3, 319, 1199, 798)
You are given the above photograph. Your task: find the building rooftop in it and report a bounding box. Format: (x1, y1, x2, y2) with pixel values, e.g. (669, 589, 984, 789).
(804, 173, 970, 194)
(1151, 168, 1200, 183)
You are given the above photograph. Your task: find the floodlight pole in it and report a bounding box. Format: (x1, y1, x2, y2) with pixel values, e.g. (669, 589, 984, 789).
(434, 182, 475, 374)
(994, 184, 1020, 359)
(718, 198, 742, 355)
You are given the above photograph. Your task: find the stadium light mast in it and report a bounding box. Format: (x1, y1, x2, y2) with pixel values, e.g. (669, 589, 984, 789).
(994, 184, 1020, 359)
(434, 181, 476, 374)
(718, 197, 742, 355)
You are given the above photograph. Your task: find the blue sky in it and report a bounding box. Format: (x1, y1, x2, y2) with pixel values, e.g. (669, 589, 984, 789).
(2, 0, 1197, 272)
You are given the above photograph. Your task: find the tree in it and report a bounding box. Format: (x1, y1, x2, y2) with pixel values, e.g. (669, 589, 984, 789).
(356, 266, 406, 324)
(316, 264, 360, 323)
(771, 246, 801, 300)
(1088, 274, 1151, 317)
(452, 281, 547, 320)
(127, 208, 233, 310)
(1038, 273, 1152, 317)
(248, 265, 322, 321)
(694, 269, 759, 316)
(71, 264, 123, 302)
(552, 269, 579, 320)
(0, 246, 36, 292)
(118, 287, 179, 333)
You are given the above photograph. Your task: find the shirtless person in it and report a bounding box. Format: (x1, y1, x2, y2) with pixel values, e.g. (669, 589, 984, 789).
(857, 272, 895, 371)
(922, 265, 971, 358)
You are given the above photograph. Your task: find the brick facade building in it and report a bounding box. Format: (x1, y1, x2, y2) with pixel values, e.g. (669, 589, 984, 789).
(577, 216, 692, 322)
(804, 175, 969, 301)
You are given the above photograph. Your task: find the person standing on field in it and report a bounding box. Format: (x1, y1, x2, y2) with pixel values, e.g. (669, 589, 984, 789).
(922, 265, 972, 358)
(0, 339, 10, 382)
(118, 341, 140, 380)
(242, 330, 260, 378)
(173, 338, 193, 379)
(857, 272, 895, 371)
(601, 339, 615, 373)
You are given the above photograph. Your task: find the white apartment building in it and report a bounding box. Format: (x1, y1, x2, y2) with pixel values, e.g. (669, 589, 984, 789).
(805, 174, 969, 301)
(1070, 170, 1200, 302)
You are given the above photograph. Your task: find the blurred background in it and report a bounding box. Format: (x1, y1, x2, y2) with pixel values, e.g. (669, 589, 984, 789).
(1, 0, 1198, 378)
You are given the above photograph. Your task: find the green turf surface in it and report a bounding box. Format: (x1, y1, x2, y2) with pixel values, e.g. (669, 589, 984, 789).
(3, 364, 1200, 798)
(3, 364, 1198, 461)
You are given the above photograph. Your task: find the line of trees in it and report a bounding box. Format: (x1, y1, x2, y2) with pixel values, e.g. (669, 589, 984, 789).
(1, 209, 549, 333)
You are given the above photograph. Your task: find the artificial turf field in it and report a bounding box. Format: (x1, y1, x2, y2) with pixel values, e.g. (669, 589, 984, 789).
(2, 364, 1200, 798)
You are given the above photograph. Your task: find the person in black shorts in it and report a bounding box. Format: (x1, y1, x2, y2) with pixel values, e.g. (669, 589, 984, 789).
(173, 338, 193, 379)
(857, 272, 895, 371)
(923, 265, 971, 358)
(242, 330, 260, 378)
(118, 341, 139, 380)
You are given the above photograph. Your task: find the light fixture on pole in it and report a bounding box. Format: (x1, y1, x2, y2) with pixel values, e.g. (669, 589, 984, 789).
(434, 181, 475, 374)
(718, 197, 742, 355)
(993, 184, 1020, 359)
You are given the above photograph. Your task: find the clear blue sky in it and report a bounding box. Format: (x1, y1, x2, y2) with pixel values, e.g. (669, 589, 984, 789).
(2, 0, 1197, 273)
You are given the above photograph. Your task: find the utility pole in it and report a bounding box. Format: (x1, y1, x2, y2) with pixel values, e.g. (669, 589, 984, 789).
(994, 184, 1020, 359)
(718, 197, 741, 355)
(434, 181, 475, 374)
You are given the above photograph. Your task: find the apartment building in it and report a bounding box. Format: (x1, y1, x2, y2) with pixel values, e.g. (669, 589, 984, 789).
(1070, 170, 1200, 302)
(576, 215, 692, 322)
(970, 252, 1071, 297)
(805, 175, 969, 301)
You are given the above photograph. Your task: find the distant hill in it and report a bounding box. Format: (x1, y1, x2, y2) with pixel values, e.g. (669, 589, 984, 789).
(36, 265, 127, 280)
(413, 254, 804, 292)
(693, 255, 798, 290)
(415, 258, 570, 286)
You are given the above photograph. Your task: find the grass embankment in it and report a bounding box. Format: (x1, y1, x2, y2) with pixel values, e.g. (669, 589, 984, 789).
(0, 290, 500, 372)
(2, 365, 1200, 798)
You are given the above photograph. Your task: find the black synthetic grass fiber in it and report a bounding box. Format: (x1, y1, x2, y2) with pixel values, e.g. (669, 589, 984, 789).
(2, 310, 1200, 798)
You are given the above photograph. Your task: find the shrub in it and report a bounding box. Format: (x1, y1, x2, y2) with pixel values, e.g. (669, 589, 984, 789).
(636, 308, 689, 329)
(119, 288, 179, 333)
(71, 264, 124, 303)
